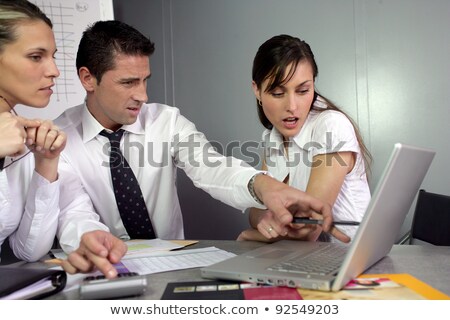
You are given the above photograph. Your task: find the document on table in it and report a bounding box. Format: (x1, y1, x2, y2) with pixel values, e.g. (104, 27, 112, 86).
(121, 247, 236, 275)
(50, 239, 199, 260)
(123, 239, 198, 259)
(56, 247, 235, 293)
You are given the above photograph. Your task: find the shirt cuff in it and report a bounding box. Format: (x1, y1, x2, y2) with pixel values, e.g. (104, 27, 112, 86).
(236, 170, 270, 212)
(31, 170, 60, 202)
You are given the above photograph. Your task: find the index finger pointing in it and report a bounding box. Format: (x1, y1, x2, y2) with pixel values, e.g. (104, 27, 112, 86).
(85, 250, 118, 279)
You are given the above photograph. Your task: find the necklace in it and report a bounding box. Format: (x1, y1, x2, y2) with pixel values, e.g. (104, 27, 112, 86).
(0, 95, 17, 115)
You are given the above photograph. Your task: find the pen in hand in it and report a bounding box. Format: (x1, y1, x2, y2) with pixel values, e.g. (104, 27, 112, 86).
(292, 217, 360, 226)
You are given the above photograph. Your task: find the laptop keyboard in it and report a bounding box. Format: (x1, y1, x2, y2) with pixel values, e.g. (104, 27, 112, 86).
(267, 244, 348, 276)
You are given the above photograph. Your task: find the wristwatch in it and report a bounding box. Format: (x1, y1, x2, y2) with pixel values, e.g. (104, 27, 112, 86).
(247, 172, 266, 205)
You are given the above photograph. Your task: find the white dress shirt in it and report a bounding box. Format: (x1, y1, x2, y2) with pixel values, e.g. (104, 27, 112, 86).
(263, 110, 371, 241)
(55, 103, 261, 247)
(0, 154, 60, 261)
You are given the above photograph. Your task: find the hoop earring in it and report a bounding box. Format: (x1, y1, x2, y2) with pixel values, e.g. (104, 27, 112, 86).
(258, 99, 263, 107)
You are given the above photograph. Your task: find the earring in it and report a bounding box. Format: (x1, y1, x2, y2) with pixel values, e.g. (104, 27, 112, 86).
(258, 99, 263, 107)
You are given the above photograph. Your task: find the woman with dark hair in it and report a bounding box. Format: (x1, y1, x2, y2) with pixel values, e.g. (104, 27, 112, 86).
(240, 34, 371, 242)
(0, 0, 66, 261)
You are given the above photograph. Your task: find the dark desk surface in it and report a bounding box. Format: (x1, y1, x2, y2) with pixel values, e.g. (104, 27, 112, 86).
(46, 241, 450, 299)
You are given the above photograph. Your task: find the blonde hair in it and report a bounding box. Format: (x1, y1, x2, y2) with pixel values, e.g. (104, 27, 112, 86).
(0, 0, 52, 53)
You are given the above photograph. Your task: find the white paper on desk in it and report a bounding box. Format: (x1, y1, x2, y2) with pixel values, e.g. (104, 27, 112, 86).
(123, 239, 185, 259)
(51, 238, 185, 260)
(121, 246, 236, 275)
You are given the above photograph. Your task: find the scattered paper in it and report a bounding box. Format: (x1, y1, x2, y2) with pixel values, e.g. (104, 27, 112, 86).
(123, 239, 185, 259)
(121, 247, 235, 275)
(344, 277, 401, 290)
(58, 247, 235, 293)
(51, 239, 198, 260)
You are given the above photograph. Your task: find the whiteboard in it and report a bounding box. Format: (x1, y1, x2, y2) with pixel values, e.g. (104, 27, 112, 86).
(15, 0, 114, 120)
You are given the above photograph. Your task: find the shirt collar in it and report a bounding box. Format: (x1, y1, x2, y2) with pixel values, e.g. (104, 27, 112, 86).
(81, 102, 146, 143)
(291, 111, 319, 151)
(263, 110, 320, 152)
(262, 128, 284, 153)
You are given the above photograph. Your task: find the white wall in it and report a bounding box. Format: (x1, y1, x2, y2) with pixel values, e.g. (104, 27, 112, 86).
(114, 0, 450, 240)
(16, 0, 114, 119)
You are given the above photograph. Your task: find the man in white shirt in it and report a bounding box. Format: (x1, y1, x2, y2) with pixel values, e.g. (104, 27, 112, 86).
(57, 21, 347, 278)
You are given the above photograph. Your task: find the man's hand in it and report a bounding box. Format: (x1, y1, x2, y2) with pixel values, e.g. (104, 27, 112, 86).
(61, 230, 128, 279)
(252, 174, 350, 243)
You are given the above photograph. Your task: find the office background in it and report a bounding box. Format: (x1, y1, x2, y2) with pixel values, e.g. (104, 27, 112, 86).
(111, 0, 449, 240)
(112, 0, 448, 240)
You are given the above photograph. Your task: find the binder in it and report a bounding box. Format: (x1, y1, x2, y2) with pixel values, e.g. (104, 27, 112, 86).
(0, 267, 66, 300)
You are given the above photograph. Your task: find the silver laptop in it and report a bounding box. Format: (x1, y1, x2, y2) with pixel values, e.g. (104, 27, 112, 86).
(201, 143, 435, 291)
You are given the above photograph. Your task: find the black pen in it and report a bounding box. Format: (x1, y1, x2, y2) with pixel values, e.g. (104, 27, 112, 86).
(292, 217, 360, 226)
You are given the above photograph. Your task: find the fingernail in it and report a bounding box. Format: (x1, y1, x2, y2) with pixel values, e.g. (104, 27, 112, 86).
(107, 270, 117, 278)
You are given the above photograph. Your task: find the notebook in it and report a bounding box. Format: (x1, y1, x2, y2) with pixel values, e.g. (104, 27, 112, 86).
(201, 143, 435, 291)
(0, 267, 67, 299)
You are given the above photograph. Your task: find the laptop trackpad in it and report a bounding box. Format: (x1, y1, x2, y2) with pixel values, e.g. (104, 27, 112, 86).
(253, 250, 292, 259)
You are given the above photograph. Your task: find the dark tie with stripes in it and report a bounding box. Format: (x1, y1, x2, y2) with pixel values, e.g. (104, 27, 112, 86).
(100, 129, 156, 239)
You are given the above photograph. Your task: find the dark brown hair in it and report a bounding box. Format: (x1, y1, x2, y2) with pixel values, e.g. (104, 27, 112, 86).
(252, 34, 372, 172)
(76, 20, 155, 84)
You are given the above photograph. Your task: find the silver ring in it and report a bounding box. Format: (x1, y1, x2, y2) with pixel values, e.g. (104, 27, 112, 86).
(267, 226, 273, 233)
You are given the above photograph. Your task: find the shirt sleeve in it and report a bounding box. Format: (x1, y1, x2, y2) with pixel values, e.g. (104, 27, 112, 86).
(56, 159, 109, 254)
(0, 171, 11, 250)
(310, 111, 360, 158)
(9, 170, 60, 262)
(171, 111, 265, 211)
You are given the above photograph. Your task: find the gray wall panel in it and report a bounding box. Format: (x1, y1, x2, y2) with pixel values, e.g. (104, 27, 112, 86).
(115, 0, 450, 240)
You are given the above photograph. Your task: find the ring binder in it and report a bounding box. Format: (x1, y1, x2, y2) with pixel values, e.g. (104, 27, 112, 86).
(0, 267, 67, 300)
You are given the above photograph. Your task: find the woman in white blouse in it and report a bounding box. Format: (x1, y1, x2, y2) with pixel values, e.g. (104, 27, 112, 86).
(240, 34, 371, 243)
(0, 0, 66, 261)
